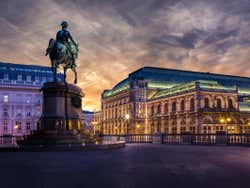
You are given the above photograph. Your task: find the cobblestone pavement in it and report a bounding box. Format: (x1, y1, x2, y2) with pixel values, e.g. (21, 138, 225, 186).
(1, 144, 250, 188)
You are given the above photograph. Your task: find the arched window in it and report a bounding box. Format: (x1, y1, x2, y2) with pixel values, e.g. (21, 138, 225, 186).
(180, 100, 185, 111)
(151, 105, 154, 115)
(157, 104, 161, 114)
(204, 98, 209, 108)
(172, 102, 176, 112)
(165, 103, 168, 113)
(216, 99, 222, 109)
(157, 120, 161, 132)
(190, 98, 195, 111)
(228, 99, 234, 109)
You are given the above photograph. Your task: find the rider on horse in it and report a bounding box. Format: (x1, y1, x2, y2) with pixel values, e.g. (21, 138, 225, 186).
(56, 21, 77, 68)
(45, 21, 79, 84)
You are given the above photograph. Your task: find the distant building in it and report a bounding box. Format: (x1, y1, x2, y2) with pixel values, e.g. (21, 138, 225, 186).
(92, 111, 102, 135)
(0, 62, 63, 144)
(97, 67, 250, 135)
(81, 110, 94, 133)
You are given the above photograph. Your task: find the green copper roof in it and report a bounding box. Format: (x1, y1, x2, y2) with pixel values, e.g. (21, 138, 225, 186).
(102, 67, 250, 98)
(103, 78, 129, 97)
(151, 81, 196, 99)
(151, 80, 237, 99)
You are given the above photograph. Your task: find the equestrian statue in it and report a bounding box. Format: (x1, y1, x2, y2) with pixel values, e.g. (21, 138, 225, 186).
(46, 21, 79, 84)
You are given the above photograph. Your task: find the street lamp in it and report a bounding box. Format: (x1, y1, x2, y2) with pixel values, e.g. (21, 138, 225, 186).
(125, 114, 130, 135)
(125, 114, 130, 120)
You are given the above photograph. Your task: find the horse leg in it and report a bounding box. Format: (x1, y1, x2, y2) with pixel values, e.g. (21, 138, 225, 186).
(54, 62, 59, 82)
(63, 67, 67, 83)
(73, 68, 77, 84)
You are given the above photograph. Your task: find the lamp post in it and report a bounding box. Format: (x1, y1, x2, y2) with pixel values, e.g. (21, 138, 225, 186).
(125, 114, 130, 135)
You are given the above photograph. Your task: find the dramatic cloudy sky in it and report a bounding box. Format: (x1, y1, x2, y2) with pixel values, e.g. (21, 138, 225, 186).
(0, 0, 250, 110)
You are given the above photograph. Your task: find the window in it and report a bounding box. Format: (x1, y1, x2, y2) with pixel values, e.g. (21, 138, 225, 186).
(16, 109, 22, 116)
(17, 74, 22, 81)
(3, 73, 9, 80)
(115, 108, 117, 118)
(35, 76, 40, 82)
(42, 77, 46, 82)
(172, 102, 176, 112)
(228, 99, 234, 109)
(180, 100, 185, 111)
(26, 112, 31, 117)
(3, 120, 8, 131)
(3, 95, 8, 103)
(26, 122, 31, 130)
(217, 99, 222, 109)
(26, 75, 32, 82)
(157, 105, 161, 114)
(3, 108, 8, 116)
(151, 105, 154, 115)
(15, 121, 22, 130)
(190, 98, 195, 111)
(165, 103, 168, 113)
(204, 98, 209, 108)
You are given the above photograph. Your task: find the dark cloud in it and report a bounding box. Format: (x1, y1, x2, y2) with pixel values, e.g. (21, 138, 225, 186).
(0, 0, 250, 110)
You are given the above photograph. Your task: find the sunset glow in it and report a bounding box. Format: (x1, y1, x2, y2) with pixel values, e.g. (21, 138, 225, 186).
(1, 0, 250, 111)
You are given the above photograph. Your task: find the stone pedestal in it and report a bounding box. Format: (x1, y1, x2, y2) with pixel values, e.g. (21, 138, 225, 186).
(40, 81, 84, 131)
(19, 82, 86, 150)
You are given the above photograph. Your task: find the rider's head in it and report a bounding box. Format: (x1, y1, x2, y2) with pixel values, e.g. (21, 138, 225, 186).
(61, 21, 68, 29)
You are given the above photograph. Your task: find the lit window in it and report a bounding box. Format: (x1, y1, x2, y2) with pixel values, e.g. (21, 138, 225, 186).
(3, 95, 8, 103)
(15, 121, 22, 130)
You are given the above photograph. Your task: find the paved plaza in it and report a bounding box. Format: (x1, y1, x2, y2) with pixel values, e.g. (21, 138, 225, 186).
(1, 144, 250, 188)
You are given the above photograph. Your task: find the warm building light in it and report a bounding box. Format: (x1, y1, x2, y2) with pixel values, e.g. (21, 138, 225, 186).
(3, 95, 8, 103)
(14, 125, 19, 129)
(226, 118, 231, 122)
(136, 124, 141, 129)
(92, 121, 98, 125)
(220, 118, 225, 123)
(125, 114, 130, 120)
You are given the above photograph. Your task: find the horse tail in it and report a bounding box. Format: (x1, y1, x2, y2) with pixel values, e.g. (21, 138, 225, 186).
(45, 38, 55, 56)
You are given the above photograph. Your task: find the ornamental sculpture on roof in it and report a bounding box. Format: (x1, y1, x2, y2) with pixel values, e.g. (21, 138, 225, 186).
(45, 21, 79, 84)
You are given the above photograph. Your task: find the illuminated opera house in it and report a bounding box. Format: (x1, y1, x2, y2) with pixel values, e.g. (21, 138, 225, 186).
(96, 67, 250, 135)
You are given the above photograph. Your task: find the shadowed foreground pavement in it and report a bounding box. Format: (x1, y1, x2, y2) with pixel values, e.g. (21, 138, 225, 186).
(1, 144, 250, 188)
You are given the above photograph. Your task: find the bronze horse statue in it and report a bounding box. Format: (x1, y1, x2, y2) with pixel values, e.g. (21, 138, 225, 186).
(45, 38, 79, 84)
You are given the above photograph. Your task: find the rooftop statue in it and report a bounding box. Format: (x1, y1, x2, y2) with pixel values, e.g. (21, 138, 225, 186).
(46, 21, 79, 84)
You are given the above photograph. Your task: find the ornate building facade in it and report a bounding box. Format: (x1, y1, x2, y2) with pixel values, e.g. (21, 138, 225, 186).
(0, 62, 63, 144)
(95, 67, 250, 135)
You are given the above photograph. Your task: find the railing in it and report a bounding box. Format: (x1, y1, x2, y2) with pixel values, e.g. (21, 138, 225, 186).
(227, 134, 250, 145)
(0, 135, 17, 148)
(2, 134, 250, 148)
(126, 134, 152, 143)
(102, 133, 250, 146)
(190, 134, 217, 145)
